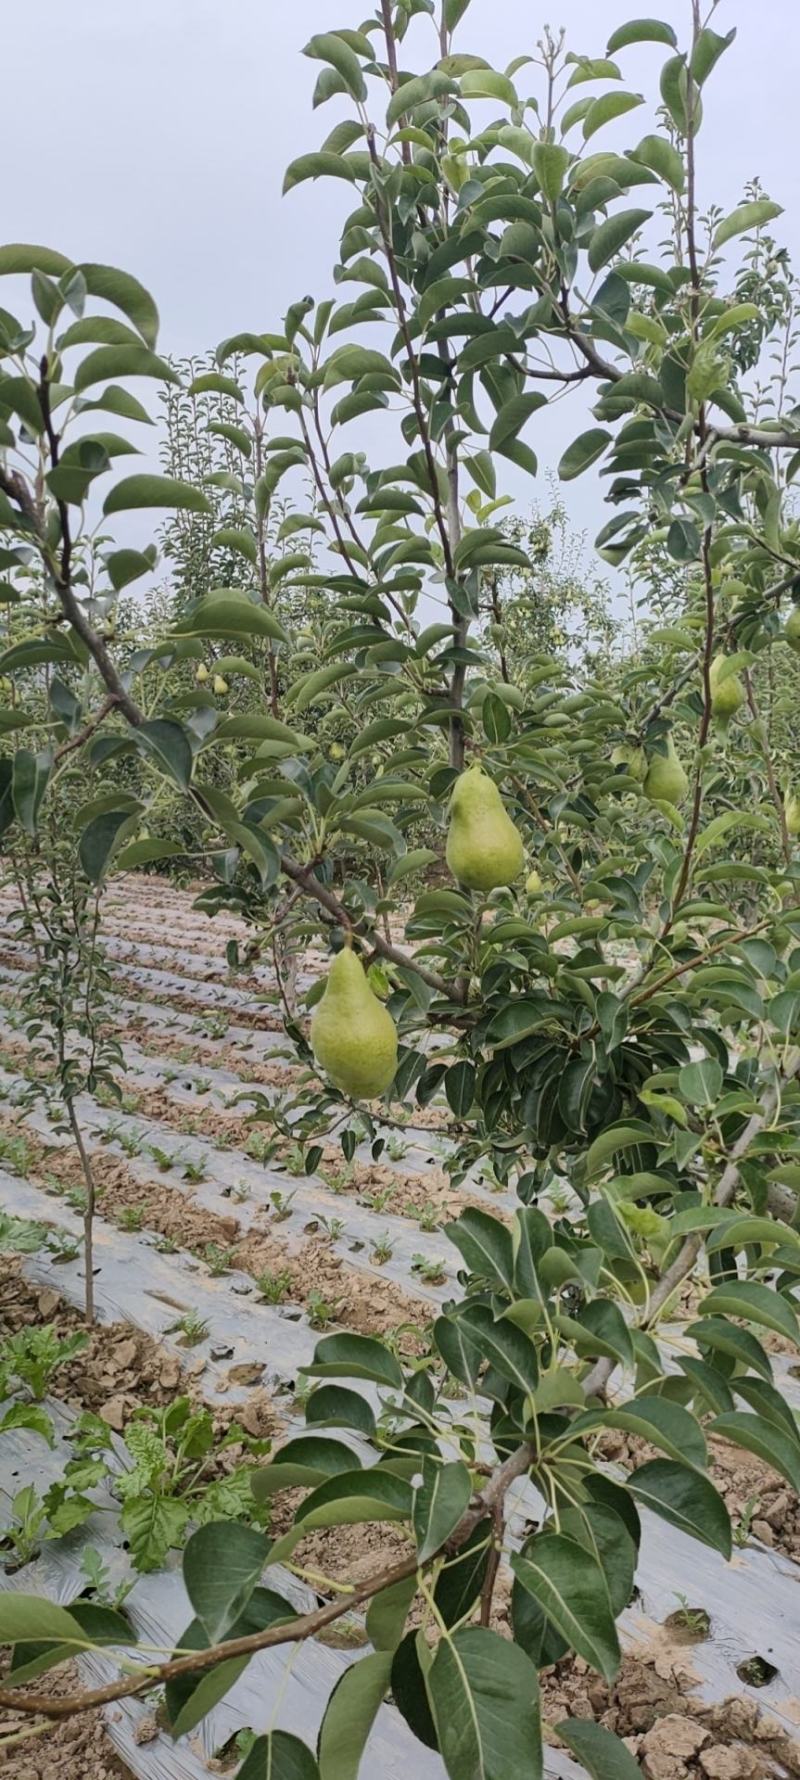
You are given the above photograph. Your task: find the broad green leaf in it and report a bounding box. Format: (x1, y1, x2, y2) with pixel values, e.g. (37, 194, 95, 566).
(628, 1459, 731, 1556)
(460, 1305, 539, 1394)
(306, 1386, 377, 1439)
(305, 32, 367, 102)
(461, 68, 518, 106)
(238, 1732, 320, 1780)
(583, 91, 643, 141)
(12, 747, 51, 836)
(588, 209, 652, 272)
(557, 1718, 642, 1779)
(413, 1459, 471, 1562)
(445, 1207, 514, 1290)
(104, 474, 211, 515)
(0, 1596, 84, 1644)
(173, 592, 287, 644)
(632, 133, 684, 191)
(79, 809, 137, 882)
(253, 1436, 357, 1499)
(105, 547, 155, 591)
(366, 1574, 417, 1651)
(532, 142, 570, 202)
(710, 1413, 800, 1494)
(606, 21, 677, 53)
(303, 1332, 403, 1390)
(78, 263, 159, 346)
(136, 718, 192, 789)
(73, 345, 177, 392)
(698, 1281, 799, 1346)
(678, 1058, 723, 1107)
(285, 663, 358, 712)
(317, 1650, 392, 1779)
(8, 1602, 133, 1687)
(428, 1627, 542, 1780)
(574, 1396, 706, 1469)
(284, 153, 357, 194)
(188, 371, 244, 401)
(559, 428, 612, 480)
(691, 26, 736, 86)
(511, 1536, 621, 1681)
(0, 243, 72, 277)
(489, 393, 546, 451)
(713, 199, 783, 251)
(183, 1522, 269, 1642)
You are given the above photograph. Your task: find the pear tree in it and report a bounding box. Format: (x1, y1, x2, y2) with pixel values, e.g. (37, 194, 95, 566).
(3, 2, 800, 1775)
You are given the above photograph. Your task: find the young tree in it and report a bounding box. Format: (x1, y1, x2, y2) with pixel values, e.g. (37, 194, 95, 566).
(2, 4, 800, 1774)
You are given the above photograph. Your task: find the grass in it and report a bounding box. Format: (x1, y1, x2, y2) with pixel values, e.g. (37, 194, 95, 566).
(256, 1269, 292, 1305)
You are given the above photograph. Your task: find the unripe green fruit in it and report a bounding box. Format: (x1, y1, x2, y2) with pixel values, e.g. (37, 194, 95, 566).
(213, 675, 229, 695)
(709, 654, 745, 727)
(196, 663, 209, 683)
(785, 790, 800, 837)
(644, 736, 689, 806)
(311, 948, 398, 1100)
(446, 763, 524, 893)
(784, 606, 800, 654)
(611, 743, 647, 782)
(328, 742, 346, 761)
(525, 869, 543, 896)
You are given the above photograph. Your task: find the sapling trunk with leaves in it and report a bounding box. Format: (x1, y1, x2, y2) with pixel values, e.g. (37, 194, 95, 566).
(3, 1, 800, 1774)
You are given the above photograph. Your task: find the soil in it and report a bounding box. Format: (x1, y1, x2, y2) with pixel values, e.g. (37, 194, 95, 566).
(0, 1660, 134, 1779)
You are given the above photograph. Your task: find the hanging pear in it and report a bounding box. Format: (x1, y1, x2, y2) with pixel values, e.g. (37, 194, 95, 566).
(525, 868, 543, 897)
(644, 736, 689, 805)
(785, 606, 800, 653)
(611, 742, 647, 782)
(785, 789, 800, 837)
(311, 946, 398, 1100)
(709, 654, 745, 727)
(446, 762, 524, 892)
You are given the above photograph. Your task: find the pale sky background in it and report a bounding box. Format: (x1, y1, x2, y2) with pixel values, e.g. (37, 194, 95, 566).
(4, 0, 800, 583)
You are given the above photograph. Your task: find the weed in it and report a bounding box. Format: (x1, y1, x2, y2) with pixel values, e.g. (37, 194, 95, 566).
(733, 1492, 762, 1547)
(80, 1545, 134, 1610)
(0, 1485, 48, 1567)
(386, 1133, 410, 1162)
(153, 1234, 179, 1255)
(168, 1309, 210, 1347)
(0, 1326, 88, 1401)
(148, 1144, 176, 1173)
(47, 1231, 80, 1264)
(202, 1242, 237, 1276)
(269, 1188, 297, 1223)
(183, 1158, 208, 1184)
(118, 1206, 143, 1232)
(307, 1291, 341, 1331)
(0, 1132, 32, 1174)
(361, 1184, 396, 1214)
(256, 1269, 292, 1305)
(411, 1253, 447, 1285)
(416, 1202, 441, 1233)
(371, 1232, 394, 1265)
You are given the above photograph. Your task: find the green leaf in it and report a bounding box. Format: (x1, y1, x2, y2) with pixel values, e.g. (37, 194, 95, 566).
(678, 1058, 723, 1108)
(606, 20, 677, 53)
(511, 1536, 621, 1681)
(79, 809, 136, 883)
(691, 26, 736, 86)
(285, 662, 358, 712)
(12, 748, 51, 837)
(713, 200, 783, 251)
(0, 1596, 84, 1644)
(292, 1468, 412, 1538)
(188, 371, 244, 401)
(135, 718, 192, 790)
(698, 1281, 799, 1346)
(239, 1732, 320, 1780)
(532, 143, 570, 203)
(9, 1602, 133, 1686)
(78, 263, 159, 347)
(428, 1627, 542, 1780)
(253, 1436, 357, 1498)
(588, 209, 652, 272)
(317, 1650, 392, 1779)
(461, 1305, 539, 1394)
(632, 133, 684, 192)
(446, 1208, 513, 1290)
(583, 91, 643, 142)
(116, 837, 182, 869)
(710, 1413, 800, 1494)
(173, 592, 288, 645)
(489, 393, 546, 452)
(104, 474, 211, 515)
(575, 1396, 706, 1469)
(628, 1459, 731, 1557)
(558, 428, 612, 480)
(121, 1495, 189, 1571)
(413, 1459, 471, 1562)
(366, 1574, 418, 1652)
(73, 345, 177, 392)
(283, 153, 357, 194)
(460, 68, 518, 106)
(557, 1719, 642, 1780)
(105, 547, 155, 592)
(303, 1332, 403, 1390)
(183, 1522, 268, 1643)
(305, 32, 367, 102)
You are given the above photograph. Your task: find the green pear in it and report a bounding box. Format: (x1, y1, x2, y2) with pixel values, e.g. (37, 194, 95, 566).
(446, 763, 524, 892)
(611, 742, 647, 782)
(784, 606, 800, 653)
(785, 789, 800, 837)
(525, 868, 543, 897)
(709, 654, 745, 727)
(311, 947, 397, 1100)
(644, 736, 689, 805)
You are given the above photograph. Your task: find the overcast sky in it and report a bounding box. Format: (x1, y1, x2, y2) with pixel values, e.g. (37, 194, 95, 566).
(5, 0, 800, 578)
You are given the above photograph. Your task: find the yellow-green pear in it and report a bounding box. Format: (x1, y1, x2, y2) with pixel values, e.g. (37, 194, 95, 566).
(709, 654, 745, 727)
(311, 946, 397, 1100)
(644, 736, 689, 806)
(196, 663, 209, 684)
(785, 789, 800, 837)
(446, 763, 524, 892)
(213, 674, 229, 696)
(784, 606, 800, 653)
(611, 742, 647, 782)
(525, 868, 543, 897)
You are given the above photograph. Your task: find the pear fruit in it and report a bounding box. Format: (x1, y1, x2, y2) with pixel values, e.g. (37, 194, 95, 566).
(611, 742, 647, 782)
(785, 789, 800, 837)
(709, 654, 745, 727)
(525, 868, 543, 897)
(311, 947, 397, 1100)
(213, 675, 229, 696)
(784, 606, 800, 653)
(644, 736, 689, 806)
(196, 663, 209, 684)
(446, 763, 524, 893)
